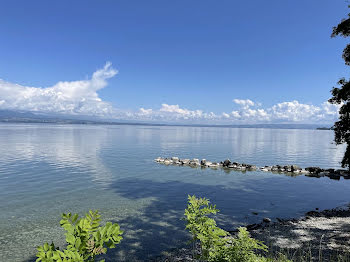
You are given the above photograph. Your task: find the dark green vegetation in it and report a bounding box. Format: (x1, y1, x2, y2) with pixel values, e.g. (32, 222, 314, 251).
(184, 195, 290, 262)
(36, 210, 123, 262)
(329, 6, 350, 169)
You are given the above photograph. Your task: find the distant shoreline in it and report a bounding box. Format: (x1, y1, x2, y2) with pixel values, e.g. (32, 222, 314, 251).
(0, 119, 331, 130)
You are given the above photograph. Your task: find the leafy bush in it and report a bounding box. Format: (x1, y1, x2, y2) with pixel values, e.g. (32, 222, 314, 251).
(36, 210, 123, 262)
(184, 195, 278, 262)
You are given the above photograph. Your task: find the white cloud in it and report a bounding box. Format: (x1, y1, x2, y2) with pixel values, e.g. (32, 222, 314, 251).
(321, 101, 341, 116)
(231, 110, 241, 118)
(139, 108, 153, 115)
(0, 62, 117, 116)
(159, 104, 204, 119)
(223, 99, 339, 123)
(222, 112, 230, 118)
(233, 99, 255, 109)
(270, 100, 321, 121)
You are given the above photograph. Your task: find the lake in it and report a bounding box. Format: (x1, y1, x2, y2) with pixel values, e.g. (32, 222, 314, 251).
(0, 123, 349, 261)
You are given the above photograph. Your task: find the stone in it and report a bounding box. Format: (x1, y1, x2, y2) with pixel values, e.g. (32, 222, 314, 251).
(201, 159, 206, 166)
(247, 165, 257, 171)
(305, 167, 322, 174)
(171, 157, 179, 162)
(291, 165, 300, 171)
(336, 169, 349, 176)
(223, 159, 231, 167)
(263, 217, 271, 223)
(299, 169, 310, 174)
(164, 159, 172, 165)
(189, 159, 200, 166)
(205, 161, 213, 167)
(319, 171, 329, 177)
(181, 159, 190, 165)
(246, 224, 261, 231)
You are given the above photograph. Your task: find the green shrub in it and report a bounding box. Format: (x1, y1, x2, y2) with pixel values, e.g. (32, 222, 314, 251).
(184, 195, 281, 262)
(36, 210, 123, 262)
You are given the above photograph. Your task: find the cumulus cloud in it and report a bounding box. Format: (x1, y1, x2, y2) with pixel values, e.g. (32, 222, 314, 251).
(0, 62, 117, 116)
(139, 108, 153, 116)
(233, 99, 255, 108)
(222, 112, 230, 118)
(270, 100, 321, 121)
(226, 99, 340, 123)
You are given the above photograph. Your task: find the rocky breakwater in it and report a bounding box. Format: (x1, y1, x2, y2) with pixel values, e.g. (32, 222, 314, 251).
(154, 157, 350, 180)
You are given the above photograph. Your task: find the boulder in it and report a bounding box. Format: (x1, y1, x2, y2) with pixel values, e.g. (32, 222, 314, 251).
(223, 159, 231, 167)
(201, 159, 206, 166)
(181, 159, 190, 165)
(189, 159, 200, 166)
(291, 165, 300, 172)
(247, 165, 257, 171)
(205, 161, 213, 167)
(336, 169, 349, 176)
(164, 159, 172, 165)
(299, 169, 310, 174)
(263, 217, 271, 223)
(305, 167, 322, 174)
(271, 166, 279, 172)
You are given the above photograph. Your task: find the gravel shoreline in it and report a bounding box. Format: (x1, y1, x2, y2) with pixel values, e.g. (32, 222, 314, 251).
(153, 205, 350, 261)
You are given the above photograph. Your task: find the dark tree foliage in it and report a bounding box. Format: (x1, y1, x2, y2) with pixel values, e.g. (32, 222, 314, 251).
(329, 7, 350, 169)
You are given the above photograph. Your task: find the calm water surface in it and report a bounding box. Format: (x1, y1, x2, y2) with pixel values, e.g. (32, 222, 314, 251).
(0, 124, 349, 261)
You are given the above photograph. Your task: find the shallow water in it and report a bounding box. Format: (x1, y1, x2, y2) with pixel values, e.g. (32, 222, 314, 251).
(0, 124, 349, 261)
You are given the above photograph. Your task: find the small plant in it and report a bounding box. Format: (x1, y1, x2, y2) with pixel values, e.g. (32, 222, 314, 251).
(36, 210, 123, 262)
(184, 195, 285, 262)
(184, 195, 228, 260)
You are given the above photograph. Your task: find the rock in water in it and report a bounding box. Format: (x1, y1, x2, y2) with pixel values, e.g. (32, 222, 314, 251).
(263, 217, 271, 223)
(223, 159, 231, 167)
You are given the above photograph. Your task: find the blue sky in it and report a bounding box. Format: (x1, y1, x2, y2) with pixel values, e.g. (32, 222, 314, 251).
(0, 0, 349, 123)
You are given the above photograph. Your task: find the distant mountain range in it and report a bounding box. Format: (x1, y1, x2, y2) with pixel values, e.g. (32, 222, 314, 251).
(0, 110, 332, 130)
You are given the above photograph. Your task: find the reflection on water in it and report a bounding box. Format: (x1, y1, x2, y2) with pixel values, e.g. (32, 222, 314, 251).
(0, 124, 348, 261)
